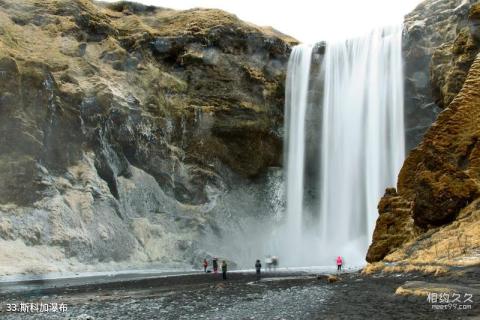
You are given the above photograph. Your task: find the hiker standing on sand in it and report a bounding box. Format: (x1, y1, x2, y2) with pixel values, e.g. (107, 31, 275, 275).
(212, 257, 218, 274)
(336, 256, 343, 272)
(203, 258, 208, 273)
(255, 259, 262, 281)
(221, 260, 228, 280)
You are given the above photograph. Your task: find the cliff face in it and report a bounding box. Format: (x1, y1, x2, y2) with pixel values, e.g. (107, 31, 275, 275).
(0, 0, 295, 274)
(367, 1, 480, 270)
(403, 0, 478, 150)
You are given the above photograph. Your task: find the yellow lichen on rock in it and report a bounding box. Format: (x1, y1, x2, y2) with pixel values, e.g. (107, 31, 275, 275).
(367, 52, 480, 273)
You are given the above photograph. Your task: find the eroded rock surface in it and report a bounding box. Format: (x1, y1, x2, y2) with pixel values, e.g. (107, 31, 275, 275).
(368, 0, 480, 266)
(0, 0, 295, 274)
(367, 50, 480, 264)
(403, 0, 478, 150)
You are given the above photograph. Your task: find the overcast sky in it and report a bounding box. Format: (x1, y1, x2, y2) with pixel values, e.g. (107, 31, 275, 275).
(101, 0, 423, 43)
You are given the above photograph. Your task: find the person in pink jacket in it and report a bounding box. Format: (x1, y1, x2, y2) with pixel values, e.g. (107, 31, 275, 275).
(336, 256, 343, 272)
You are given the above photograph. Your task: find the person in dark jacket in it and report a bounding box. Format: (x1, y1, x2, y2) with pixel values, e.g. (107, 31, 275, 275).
(271, 256, 279, 271)
(221, 260, 227, 280)
(255, 259, 262, 281)
(212, 257, 218, 274)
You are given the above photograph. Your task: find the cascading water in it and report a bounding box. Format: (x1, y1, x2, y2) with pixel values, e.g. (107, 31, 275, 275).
(281, 25, 405, 267)
(284, 44, 314, 256)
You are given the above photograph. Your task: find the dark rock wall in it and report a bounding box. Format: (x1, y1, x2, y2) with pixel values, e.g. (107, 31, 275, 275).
(403, 0, 477, 150)
(0, 0, 295, 271)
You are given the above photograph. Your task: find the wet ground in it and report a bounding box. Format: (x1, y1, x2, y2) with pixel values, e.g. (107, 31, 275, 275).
(0, 268, 478, 319)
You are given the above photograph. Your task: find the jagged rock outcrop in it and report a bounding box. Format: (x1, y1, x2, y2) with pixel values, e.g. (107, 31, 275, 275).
(367, 2, 480, 265)
(366, 188, 416, 263)
(0, 0, 295, 274)
(403, 0, 478, 150)
(367, 1, 480, 262)
(430, 2, 480, 109)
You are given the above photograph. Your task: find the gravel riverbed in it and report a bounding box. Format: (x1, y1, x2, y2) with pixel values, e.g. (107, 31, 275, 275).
(0, 269, 478, 319)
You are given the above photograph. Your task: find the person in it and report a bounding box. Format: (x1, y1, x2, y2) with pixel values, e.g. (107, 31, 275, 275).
(271, 256, 279, 271)
(255, 259, 262, 281)
(265, 256, 273, 272)
(336, 256, 343, 272)
(212, 257, 218, 274)
(203, 258, 208, 273)
(221, 260, 227, 280)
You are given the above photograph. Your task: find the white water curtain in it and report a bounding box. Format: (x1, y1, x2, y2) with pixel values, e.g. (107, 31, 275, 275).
(282, 25, 404, 266)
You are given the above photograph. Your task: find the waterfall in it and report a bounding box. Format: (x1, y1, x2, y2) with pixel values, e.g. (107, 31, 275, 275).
(282, 25, 405, 266)
(284, 44, 314, 255)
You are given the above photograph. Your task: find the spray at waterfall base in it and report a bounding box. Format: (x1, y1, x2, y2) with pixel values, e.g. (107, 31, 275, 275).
(197, 25, 405, 269)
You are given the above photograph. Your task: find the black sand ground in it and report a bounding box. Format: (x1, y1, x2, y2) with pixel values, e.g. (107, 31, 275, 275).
(0, 268, 478, 320)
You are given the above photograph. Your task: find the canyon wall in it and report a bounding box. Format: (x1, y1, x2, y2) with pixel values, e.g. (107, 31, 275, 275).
(403, 0, 477, 150)
(0, 0, 294, 274)
(367, 0, 480, 271)
(1, 0, 478, 275)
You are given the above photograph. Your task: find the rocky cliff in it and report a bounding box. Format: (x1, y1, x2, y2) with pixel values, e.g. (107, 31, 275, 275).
(403, 0, 478, 150)
(367, 0, 480, 272)
(0, 0, 295, 275)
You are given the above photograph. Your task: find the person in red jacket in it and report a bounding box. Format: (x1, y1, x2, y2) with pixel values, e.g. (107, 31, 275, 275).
(336, 256, 343, 272)
(203, 258, 208, 273)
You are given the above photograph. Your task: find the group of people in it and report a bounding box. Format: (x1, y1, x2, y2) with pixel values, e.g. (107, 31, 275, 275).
(201, 255, 344, 281)
(264, 255, 279, 271)
(202, 257, 266, 281)
(203, 257, 228, 279)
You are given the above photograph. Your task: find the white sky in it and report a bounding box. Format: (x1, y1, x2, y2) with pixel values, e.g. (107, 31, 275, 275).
(102, 0, 423, 43)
